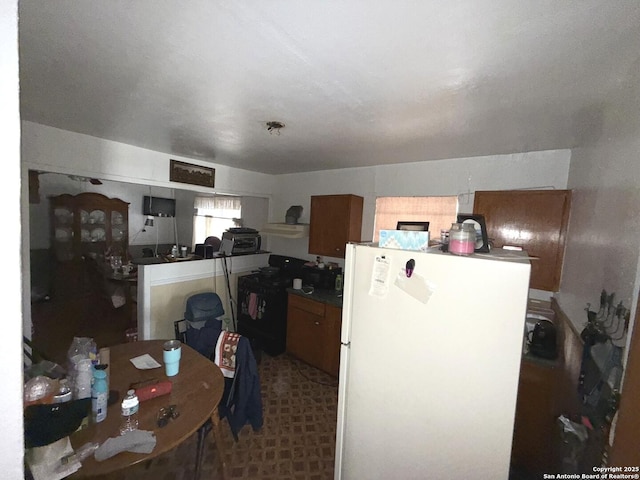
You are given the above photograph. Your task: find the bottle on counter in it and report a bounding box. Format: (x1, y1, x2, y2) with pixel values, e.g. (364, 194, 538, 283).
(171, 245, 178, 258)
(91, 369, 108, 423)
(335, 273, 343, 291)
(119, 389, 139, 435)
(440, 229, 449, 245)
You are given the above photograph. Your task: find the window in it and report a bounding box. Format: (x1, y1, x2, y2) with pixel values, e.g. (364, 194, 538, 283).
(373, 196, 458, 241)
(192, 195, 242, 245)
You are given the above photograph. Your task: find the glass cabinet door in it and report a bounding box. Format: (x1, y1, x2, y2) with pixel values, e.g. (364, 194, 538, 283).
(52, 206, 74, 261)
(50, 193, 129, 263)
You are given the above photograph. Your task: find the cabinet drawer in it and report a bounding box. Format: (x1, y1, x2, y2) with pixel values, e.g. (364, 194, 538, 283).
(288, 294, 325, 317)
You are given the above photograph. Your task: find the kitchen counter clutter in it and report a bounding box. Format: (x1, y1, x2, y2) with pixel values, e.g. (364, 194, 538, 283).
(286, 289, 342, 377)
(286, 286, 343, 308)
(521, 299, 559, 366)
(512, 299, 563, 474)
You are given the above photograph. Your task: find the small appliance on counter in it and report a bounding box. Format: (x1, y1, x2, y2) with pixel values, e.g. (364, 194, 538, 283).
(194, 244, 215, 259)
(301, 265, 342, 290)
(528, 319, 558, 359)
(220, 228, 261, 255)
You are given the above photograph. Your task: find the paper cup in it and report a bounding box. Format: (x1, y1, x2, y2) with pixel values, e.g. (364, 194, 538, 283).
(293, 278, 302, 290)
(163, 340, 182, 377)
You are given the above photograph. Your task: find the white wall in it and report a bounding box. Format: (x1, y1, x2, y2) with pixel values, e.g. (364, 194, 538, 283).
(21, 121, 276, 197)
(556, 59, 640, 357)
(3, 1, 25, 477)
(30, 173, 179, 250)
(265, 150, 571, 263)
(21, 122, 275, 336)
(31, 174, 271, 254)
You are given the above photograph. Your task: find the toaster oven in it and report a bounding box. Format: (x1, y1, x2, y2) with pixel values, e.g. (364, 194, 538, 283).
(221, 231, 261, 254)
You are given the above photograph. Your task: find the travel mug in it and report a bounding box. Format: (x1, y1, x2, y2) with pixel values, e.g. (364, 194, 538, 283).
(163, 340, 182, 377)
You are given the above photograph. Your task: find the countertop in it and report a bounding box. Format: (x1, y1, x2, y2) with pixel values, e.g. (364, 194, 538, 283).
(521, 348, 560, 368)
(287, 287, 344, 308)
(287, 289, 556, 366)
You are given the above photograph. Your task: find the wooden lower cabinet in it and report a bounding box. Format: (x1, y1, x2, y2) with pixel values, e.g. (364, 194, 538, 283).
(511, 359, 560, 474)
(324, 304, 342, 377)
(286, 293, 342, 377)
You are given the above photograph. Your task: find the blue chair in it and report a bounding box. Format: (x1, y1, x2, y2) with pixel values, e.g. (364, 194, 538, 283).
(179, 292, 225, 359)
(174, 292, 263, 479)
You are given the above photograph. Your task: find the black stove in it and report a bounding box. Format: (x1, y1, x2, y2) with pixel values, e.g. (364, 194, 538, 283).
(237, 254, 306, 356)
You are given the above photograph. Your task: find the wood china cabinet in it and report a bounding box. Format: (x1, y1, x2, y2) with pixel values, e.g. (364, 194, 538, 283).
(286, 293, 342, 377)
(50, 192, 129, 262)
(308, 194, 363, 259)
(49, 193, 129, 298)
(473, 189, 571, 291)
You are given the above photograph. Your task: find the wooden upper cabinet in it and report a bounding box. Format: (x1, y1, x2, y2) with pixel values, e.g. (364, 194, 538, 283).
(473, 190, 571, 291)
(309, 194, 363, 258)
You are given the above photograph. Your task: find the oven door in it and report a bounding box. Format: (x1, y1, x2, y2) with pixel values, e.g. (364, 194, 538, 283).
(237, 276, 288, 356)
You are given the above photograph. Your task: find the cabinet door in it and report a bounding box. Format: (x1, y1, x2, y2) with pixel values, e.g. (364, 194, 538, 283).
(473, 190, 571, 291)
(309, 195, 363, 258)
(324, 304, 342, 377)
(51, 192, 130, 262)
(81, 207, 107, 259)
(286, 295, 327, 369)
(511, 360, 558, 473)
(51, 202, 75, 261)
(110, 208, 128, 256)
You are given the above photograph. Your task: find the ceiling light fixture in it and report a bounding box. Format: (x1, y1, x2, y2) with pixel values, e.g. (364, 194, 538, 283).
(266, 121, 285, 135)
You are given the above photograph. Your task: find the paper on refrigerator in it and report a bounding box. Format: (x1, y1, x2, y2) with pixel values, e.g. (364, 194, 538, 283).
(369, 255, 391, 297)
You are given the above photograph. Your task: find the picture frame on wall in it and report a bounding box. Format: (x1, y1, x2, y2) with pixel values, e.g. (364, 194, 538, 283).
(456, 214, 490, 252)
(169, 159, 215, 188)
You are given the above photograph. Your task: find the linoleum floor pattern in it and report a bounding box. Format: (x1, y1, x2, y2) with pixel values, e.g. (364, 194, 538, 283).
(95, 353, 339, 480)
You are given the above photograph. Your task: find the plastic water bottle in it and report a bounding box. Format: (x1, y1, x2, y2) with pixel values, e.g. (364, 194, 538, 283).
(91, 369, 108, 423)
(119, 389, 139, 435)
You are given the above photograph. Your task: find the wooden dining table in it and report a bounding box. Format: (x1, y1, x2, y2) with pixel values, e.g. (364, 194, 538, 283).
(69, 340, 225, 478)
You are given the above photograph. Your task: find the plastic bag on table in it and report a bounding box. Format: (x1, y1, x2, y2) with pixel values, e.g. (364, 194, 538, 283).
(66, 337, 97, 394)
(25, 360, 66, 381)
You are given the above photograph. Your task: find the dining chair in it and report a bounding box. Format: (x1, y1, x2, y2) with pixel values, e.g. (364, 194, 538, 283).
(174, 292, 228, 480)
(174, 292, 263, 479)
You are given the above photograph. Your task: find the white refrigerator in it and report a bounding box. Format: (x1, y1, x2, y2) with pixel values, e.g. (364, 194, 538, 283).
(335, 243, 531, 480)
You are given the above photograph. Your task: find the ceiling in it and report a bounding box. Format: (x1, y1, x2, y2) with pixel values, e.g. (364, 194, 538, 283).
(18, 1, 640, 175)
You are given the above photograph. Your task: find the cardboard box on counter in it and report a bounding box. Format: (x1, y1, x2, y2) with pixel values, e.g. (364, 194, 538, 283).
(379, 230, 430, 252)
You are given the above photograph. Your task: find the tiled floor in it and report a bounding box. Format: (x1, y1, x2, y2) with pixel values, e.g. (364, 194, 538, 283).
(31, 284, 339, 480)
(92, 354, 339, 480)
(30, 287, 547, 480)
